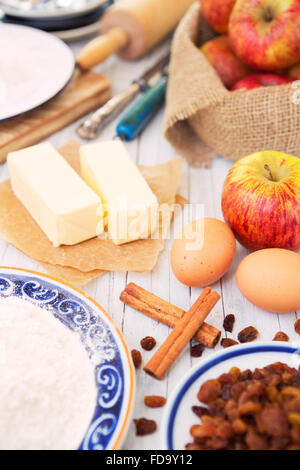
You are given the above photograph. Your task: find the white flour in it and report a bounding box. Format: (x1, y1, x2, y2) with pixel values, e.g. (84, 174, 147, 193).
(0, 297, 97, 450)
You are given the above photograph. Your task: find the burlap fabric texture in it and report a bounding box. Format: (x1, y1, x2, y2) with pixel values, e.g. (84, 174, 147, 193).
(164, 3, 300, 167)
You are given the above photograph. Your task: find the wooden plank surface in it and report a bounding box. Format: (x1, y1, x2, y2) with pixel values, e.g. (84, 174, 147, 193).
(0, 38, 298, 451)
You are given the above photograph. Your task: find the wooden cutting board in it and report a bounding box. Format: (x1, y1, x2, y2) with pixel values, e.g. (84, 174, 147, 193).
(0, 71, 111, 163)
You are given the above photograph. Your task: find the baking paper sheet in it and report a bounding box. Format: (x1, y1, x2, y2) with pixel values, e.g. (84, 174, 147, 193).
(0, 140, 185, 285)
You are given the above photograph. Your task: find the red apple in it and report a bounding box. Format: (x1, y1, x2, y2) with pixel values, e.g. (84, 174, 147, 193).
(222, 151, 300, 252)
(200, 0, 237, 33)
(229, 0, 300, 71)
(288, 62, 300, 80)
(232, 73, 292, 91)
(200, 36, 249, 89)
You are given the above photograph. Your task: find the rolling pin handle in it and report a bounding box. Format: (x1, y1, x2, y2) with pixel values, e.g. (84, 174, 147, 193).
(76, 28, 128, 71)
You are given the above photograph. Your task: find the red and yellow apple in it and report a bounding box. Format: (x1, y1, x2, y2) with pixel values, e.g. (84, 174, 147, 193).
(200, 36, 249, 88)
(200, 0, 237, 33)
(231, 73, 292, 91)
(222, 151, 300, 252)
(229, 0, 300, 71)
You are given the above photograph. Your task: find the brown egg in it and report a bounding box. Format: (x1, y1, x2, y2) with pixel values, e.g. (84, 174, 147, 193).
(171, 218, 236, 287)
(236, 248, 300, 313)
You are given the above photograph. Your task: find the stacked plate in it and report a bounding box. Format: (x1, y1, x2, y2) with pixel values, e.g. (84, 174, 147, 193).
(0, 0, 114, 40)
(0, 23, 75, 121)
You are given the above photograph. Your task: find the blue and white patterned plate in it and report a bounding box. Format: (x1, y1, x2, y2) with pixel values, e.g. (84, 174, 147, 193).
(0, 267, 135, 450)
(161, 342, 300, 450)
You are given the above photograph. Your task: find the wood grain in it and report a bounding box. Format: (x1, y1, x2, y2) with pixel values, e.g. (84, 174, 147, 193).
(0, 71, 111, 163)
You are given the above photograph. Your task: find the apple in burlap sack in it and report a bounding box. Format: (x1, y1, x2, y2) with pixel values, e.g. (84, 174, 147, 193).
(229, 0, 300, 71)
(199, 0, 237, 33)
(232, 73, 292, 91)
(200, 36, 249, 88)
(222, 151, 300, 252)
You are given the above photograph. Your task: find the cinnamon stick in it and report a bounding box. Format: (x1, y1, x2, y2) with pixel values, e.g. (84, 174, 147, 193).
(144, 288, 220, 380)
(120, 283, 221, 348)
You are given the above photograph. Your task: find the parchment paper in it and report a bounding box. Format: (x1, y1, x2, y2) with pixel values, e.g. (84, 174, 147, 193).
(40, 262, 104, 286)
(0, 141, 185, 285)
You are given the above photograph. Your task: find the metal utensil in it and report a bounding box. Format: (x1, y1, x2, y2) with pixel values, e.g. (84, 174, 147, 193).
(76, 53, 169, 140)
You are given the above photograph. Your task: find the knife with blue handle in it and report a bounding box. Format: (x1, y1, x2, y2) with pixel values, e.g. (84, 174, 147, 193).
(116, 72, 168, 141)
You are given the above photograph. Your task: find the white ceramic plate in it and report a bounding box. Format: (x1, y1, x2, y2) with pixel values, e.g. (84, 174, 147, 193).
(53, 19, 99, 41)
(0, 0, 108, 19)
(0, 24, 74, 121)
(0, 267, 135, 450)
(161, 342, 300, 450)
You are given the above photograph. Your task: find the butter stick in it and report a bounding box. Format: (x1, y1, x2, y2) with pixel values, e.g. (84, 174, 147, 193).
(8, 143, 104, 247)
(80, 140, 158, 245)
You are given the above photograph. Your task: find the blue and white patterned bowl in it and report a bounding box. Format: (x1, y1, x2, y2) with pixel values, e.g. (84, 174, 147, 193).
(0, 267, 135, 450)
(161, 342, 300, 450)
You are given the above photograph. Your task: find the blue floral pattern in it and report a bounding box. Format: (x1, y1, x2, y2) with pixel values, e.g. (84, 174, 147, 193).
(0, 270, 129, 450)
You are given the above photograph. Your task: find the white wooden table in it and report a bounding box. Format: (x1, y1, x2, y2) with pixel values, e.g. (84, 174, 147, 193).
(0, 37, 299, 451)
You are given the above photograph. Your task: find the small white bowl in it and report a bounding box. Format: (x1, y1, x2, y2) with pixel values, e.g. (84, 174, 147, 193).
(160, 342, 300, 450)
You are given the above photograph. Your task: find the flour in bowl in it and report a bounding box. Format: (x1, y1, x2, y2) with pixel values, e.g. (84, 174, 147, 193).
(0, 297, 97, 450)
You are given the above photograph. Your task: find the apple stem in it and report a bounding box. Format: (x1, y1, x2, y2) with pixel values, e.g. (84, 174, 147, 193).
(264, 6, 273, 22)
(264, 164, 274, 181)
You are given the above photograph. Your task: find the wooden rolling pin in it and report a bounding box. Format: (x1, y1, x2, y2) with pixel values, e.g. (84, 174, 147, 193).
(77, 0, 194, 70)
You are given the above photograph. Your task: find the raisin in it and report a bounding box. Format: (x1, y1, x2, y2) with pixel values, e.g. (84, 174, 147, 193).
(186, 443, 202, 450)
(221, 338, 238, 348)
(198, 379, 221, 404)
(240, 369, 252, 381)
(191, 422, 216, 439)
(295, 319, 300, 335)
(218, 373, 232, 385)
(245, 428, 267, 450)
(190, 343, 205, 358)
(223, 314, 235, 333)
(238, 326, 258, 343)
(265, 362, 288, 374)
(221, 384, 231, 400)
(288, 412, 300, 427)
(134, 418, 157, 436)
(131, 349, 142, 369)
(273, 331, 289, 342)
(230, 383, 246, 401)
(144, 395, 166, 408)
(232, 418, 247, 435)
(270, 437, 290, 450)
(140, 336, 156, 351)
(238, 401, 261, 416)
(293, 372, 300, 388)
(282, 373, 293, 385)
(210, 398, 226, 416)
(206, 437, 228, 449)
(257, 406, 289, 437)
(216, 421, 234, 440)
(192, 405, 210, 418)
(265, 373, 281, 387)
(229, 367, 241, 380)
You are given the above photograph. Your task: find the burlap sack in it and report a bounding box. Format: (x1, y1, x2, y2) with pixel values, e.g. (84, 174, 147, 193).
(164, 2, 300, 167)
